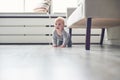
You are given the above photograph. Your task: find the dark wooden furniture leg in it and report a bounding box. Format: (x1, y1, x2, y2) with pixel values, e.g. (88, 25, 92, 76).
(68, 28, 72, 47)
(86, 18, 92, 50)
(100, 28, 105, 45)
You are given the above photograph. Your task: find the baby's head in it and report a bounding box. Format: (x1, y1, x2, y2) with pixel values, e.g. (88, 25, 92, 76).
(54, 17, 65, 31)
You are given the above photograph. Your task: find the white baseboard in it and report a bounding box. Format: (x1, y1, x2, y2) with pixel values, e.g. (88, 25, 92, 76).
(104, 40, 120, 46)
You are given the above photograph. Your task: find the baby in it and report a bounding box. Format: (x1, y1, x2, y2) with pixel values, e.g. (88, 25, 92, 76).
(52, 17, 70, 48)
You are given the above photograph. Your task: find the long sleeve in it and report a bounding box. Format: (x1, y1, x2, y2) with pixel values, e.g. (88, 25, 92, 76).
(52, 30, 70, 46)
(52, 31, 57, 46)
(62, 30, 70, 46)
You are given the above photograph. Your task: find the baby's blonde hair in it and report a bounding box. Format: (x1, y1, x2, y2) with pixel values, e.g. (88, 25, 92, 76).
(54, 17, 65, 25)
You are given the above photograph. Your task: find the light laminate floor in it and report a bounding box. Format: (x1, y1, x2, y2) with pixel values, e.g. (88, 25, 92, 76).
(0, 45, 120, 80)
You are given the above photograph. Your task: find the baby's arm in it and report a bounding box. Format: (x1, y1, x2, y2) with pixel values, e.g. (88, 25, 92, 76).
(52, 31, 57, 47)
(61, 31, 70, 47)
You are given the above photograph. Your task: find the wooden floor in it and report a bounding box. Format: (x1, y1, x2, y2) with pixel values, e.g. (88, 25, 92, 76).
(0, 45, 120, 80)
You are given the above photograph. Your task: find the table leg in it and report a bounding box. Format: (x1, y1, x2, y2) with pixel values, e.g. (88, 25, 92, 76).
(86, 18, 92, 50)
(68, 28, 72, 47)
(100, 28, 105, 45)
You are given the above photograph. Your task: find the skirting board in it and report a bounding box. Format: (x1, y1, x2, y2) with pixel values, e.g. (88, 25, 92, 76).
(104, 40, 120, 46)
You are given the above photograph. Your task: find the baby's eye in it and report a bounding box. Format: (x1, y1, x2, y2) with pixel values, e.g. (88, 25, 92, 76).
(55, 23, 57, 25)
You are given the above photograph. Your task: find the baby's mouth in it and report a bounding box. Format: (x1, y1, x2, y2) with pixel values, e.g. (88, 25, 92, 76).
(56, 27, 59, 29)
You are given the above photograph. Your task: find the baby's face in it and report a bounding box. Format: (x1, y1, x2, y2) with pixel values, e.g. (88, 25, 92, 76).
(54, 20, 64, 31)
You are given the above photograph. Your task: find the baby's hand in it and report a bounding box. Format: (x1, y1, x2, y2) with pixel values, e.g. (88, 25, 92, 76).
(60, 45, 66, 48)
(53, 45, 57, 47)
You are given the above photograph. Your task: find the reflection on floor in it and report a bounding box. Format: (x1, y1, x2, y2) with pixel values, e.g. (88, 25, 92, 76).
(0, 45, 120, 80)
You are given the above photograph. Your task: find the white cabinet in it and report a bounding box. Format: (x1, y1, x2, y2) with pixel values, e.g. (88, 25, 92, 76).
(0, 13, 65, 43)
